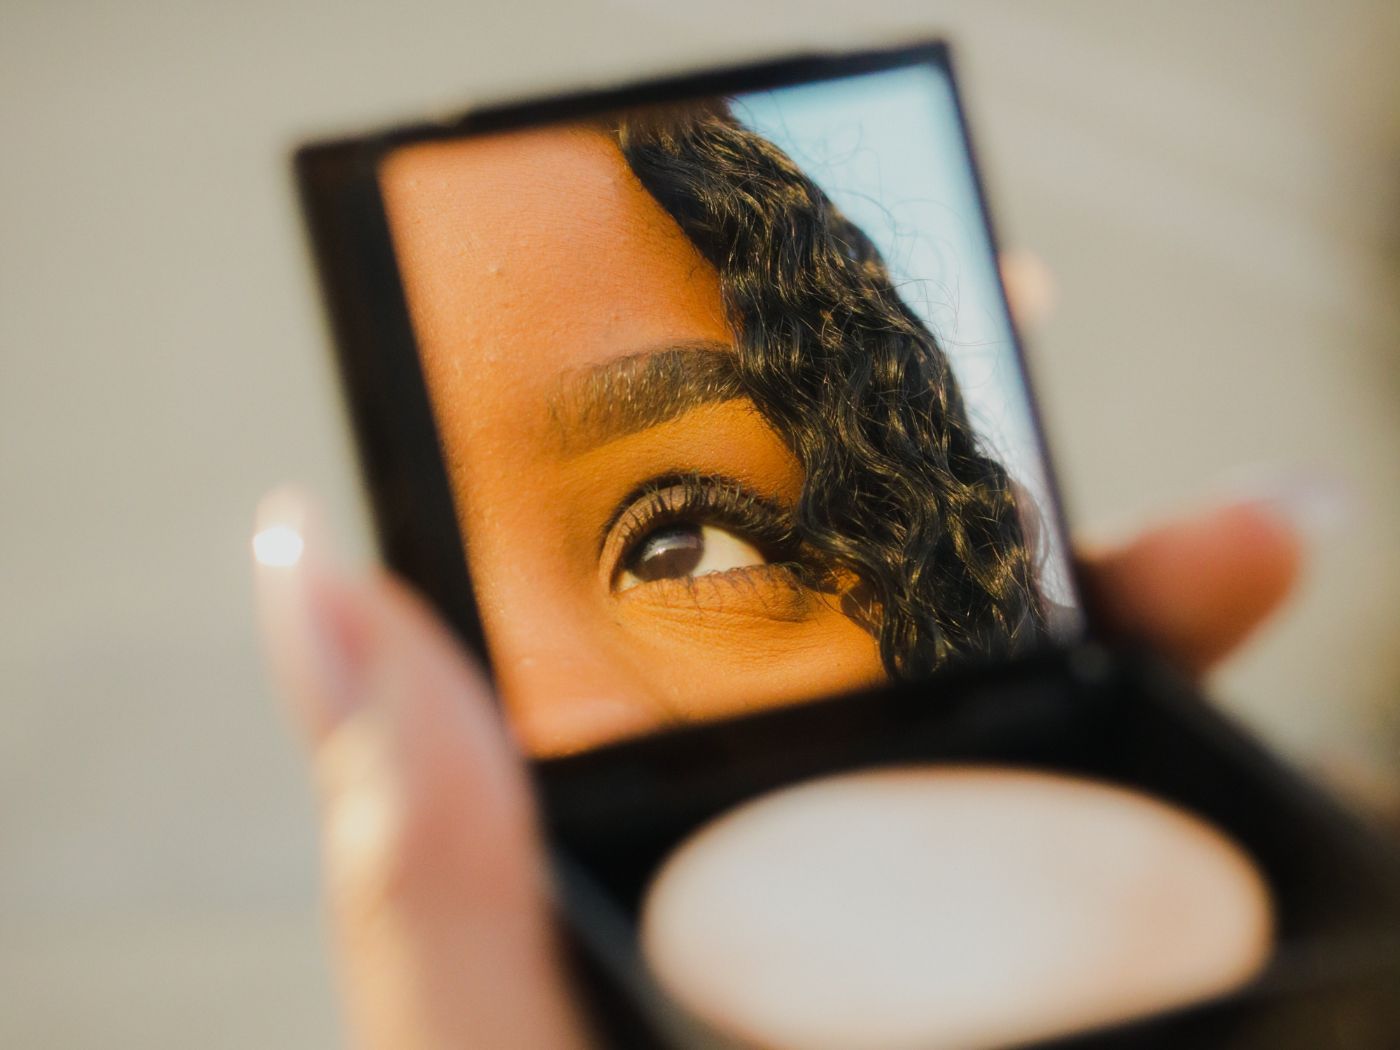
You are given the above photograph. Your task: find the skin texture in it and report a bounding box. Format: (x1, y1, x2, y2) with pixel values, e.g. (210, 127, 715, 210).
(379, 127, 887, 756)
(253, 489, 1300, 1050)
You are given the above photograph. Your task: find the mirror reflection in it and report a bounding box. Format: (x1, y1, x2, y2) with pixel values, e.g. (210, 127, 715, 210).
(378, 67, 1079, 756)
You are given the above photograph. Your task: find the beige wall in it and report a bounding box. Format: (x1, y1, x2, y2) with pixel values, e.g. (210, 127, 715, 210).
(3, 1, 1397, 1044)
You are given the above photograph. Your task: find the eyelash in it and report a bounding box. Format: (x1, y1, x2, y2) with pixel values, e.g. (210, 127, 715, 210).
(602, 473, 802, 589)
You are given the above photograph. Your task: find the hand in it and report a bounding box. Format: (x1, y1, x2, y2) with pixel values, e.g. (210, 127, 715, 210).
(252, 489, 1300, 1050)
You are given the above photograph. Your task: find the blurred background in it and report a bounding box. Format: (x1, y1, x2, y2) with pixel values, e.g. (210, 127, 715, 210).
(3, 1, 1397, 1045)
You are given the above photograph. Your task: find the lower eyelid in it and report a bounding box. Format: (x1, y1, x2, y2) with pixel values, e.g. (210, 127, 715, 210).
(615, 564, 818, 622)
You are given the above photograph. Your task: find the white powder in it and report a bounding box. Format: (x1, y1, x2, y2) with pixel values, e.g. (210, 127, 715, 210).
(641, 766, 1272, 1050)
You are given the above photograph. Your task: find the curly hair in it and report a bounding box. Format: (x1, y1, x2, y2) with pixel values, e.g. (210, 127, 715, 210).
(606, 101, 1047, 679)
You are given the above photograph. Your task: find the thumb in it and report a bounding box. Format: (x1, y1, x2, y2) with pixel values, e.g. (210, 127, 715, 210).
(1077, 500, 1304, 675)
(253, 487, 588, 1050)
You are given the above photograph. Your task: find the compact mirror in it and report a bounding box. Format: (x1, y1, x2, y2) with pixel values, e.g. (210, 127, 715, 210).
(299, 48, 1400, 1050)
(363, 54, 1083, 755)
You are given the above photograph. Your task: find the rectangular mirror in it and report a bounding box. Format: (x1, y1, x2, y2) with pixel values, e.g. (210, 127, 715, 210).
(312, 48, 1084, 756)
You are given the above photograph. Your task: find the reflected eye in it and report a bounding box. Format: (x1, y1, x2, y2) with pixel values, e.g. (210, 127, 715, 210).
(617, 523, 766, 591)
(602, 474, 799, 596)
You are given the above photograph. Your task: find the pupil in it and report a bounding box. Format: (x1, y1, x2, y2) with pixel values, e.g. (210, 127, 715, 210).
(629, 524, 705, 582)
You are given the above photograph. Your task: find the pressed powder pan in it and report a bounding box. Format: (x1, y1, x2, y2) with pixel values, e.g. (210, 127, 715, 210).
(640, 765, 1274, 1050)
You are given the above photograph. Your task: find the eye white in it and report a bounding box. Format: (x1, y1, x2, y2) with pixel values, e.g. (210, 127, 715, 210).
(690, 524, 765, 577)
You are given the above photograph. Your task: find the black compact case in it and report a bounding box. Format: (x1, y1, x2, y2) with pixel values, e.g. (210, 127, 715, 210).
(541, 648, 1400, 1048)
(295, 40, 1400, 1049)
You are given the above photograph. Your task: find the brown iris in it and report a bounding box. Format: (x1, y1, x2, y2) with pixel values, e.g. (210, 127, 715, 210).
(624, 523, 707, 583)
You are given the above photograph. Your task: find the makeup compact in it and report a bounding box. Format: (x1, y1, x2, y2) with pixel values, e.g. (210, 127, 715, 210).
(295, 42, 1400, 1048)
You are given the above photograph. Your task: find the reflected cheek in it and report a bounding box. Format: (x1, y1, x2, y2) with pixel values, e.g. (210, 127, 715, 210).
(615, 593, 888, 717)
(505, 690, 670, 757)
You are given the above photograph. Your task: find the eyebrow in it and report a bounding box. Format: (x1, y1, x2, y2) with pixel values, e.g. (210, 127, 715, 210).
(548, 340, 747, 453)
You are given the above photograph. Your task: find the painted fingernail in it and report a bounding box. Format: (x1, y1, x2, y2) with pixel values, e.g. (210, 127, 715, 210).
(253, 486, 366, 742)
(1218, 466, 1355, 541)
(999, 248, 1057, 330)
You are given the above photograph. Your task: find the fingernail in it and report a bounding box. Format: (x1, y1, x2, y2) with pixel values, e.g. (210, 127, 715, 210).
(999, 248, 1057, 330)
(1217, 466, 1356, 542)
(253, 485, 367, 742)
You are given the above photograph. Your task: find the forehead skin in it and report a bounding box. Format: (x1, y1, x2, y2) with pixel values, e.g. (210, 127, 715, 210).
(379, 124, 732, 431)
(379, 125, 884, 753)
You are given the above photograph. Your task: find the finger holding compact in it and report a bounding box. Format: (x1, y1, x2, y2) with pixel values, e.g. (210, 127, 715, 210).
(252, 486, 589, 1050)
